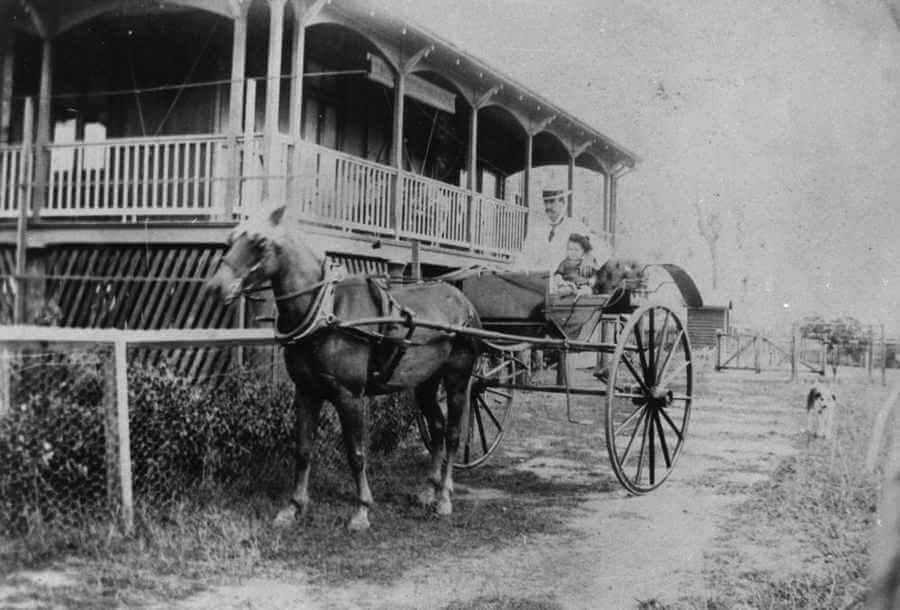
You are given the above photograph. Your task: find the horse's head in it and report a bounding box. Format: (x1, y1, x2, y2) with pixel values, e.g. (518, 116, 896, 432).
(205, 204, 288, 305)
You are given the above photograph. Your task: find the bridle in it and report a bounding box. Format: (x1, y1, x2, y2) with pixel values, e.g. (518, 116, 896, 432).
(216, 239, 344, 344)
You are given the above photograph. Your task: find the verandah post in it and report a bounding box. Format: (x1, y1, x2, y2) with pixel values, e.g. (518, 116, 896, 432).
(13, 97, 34, 324)
(32, 37, 51, 219)
(225, 7, 249, 219)
(286, 3, 307, 205)
(466, 106, 478, 247)
(264, 0, 287, 203)
(0, 30, 13, 145)
(391, 71, 406, 239)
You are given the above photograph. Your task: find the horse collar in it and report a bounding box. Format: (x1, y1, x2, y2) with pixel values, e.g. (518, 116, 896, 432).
(274, 261, 343, 345)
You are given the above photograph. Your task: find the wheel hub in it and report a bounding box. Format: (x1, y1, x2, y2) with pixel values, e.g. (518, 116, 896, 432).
(648, 386, 673, 409)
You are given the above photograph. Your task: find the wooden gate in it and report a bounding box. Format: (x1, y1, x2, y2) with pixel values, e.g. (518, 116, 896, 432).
(715, 330, 826, 375)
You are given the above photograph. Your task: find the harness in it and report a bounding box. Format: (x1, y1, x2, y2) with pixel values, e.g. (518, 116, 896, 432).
(260, 266, 424, 393)
(272, 261, 344, 344)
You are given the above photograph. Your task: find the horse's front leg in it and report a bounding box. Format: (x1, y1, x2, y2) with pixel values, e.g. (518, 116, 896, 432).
(332, 389, 374, 531)
(437, 370, 470, 516)
(274, 389, 323, 527)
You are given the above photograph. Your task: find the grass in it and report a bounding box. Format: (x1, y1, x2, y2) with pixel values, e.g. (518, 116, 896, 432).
(443, 594, 565, 609)
(692, 370, 891, 609)
(2, 364, 895, 608)
(0, 439, 593, 607)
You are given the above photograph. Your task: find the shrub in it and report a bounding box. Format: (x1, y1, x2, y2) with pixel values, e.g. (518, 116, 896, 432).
(0, 351, 421, 534)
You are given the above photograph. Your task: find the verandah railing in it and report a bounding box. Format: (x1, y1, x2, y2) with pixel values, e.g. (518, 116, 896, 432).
(45, 135, 228, 217)
(1, 135, 528, 257)
(0, 145, 30, 219)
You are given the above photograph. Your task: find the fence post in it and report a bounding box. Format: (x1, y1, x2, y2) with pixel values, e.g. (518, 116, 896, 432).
(114, 339, 134, 534)
(869, 327, 875, 380)
(0, 347, 9, 418)
(790, 327, 798, 381)
(103, 346, 119, 512)
(715, 331, 722, 371)
(753, 335, 761, 374)
(883, 324, 887, 387)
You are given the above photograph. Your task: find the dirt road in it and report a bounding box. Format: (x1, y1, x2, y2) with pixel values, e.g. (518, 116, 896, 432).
(175, 367, 813, 609)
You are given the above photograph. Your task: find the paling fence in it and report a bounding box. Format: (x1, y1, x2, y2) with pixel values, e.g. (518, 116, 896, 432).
(0, 326, 417, 536)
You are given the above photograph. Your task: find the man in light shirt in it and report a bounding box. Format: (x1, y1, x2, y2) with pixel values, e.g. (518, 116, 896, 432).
(515, 189, 611, 275)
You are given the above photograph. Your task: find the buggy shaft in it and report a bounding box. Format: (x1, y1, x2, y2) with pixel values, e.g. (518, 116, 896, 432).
(337, 316, 624, 353)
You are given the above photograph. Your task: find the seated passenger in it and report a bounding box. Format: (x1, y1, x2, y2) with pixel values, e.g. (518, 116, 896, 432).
(552, 233, 597, 296)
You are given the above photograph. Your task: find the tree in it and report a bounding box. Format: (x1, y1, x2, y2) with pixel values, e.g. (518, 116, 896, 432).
(693, 198, 722, 289)
(799, 314, 870, 366)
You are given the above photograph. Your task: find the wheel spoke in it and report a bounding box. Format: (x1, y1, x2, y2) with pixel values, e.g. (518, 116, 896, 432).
(473, 399, 489, 455)
(647, 309, 656, 383)
(635, 411, 650, 484)
(620, 354, 651, 394)
(654, 409, 672, 469)
(619, 406, 648, 465)
(484, 388, 513, 400)
(660, 359, 691, 388)
(478, 396, 503, 430)
(648, 407, 657, 484)
(634, 318, 649, 378)
(659, 406, 684, 441)
(614, 404, 646, 436)
(614, 392, 647, 400)
(654, 311, 671, 378)
(656, 328, 685, 383)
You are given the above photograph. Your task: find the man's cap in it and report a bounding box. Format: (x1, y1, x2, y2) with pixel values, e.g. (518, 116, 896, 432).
(542, 189, 570, 202)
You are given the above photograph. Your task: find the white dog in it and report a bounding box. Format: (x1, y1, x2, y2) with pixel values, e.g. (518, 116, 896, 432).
(806, 386, 837, 439)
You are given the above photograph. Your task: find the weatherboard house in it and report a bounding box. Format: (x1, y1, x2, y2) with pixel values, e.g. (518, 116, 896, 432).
(0, 0, 637, 331)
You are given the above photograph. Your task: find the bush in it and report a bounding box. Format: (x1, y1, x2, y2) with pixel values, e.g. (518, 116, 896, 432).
(0, 352, 420, 534)
(0, 350, 109, 531)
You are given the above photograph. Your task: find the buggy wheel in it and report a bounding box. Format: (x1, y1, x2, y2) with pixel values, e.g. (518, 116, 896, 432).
(605, 304, 693, 494)
(417, 351, 522, 469)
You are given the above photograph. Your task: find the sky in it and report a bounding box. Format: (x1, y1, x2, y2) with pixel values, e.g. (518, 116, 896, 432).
(383, 0, 900, 334)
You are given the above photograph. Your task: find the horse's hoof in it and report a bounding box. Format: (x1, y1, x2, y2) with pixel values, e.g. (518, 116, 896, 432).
(347, 511, 370, 532)
(416, 487, 437, 507)
(436, 498, 452, 516)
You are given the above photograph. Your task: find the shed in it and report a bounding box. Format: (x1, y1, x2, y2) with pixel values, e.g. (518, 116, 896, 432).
(687, 304, 731, 349)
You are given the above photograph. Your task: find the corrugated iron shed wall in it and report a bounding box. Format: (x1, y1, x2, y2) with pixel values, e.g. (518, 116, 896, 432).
(687, 306, 729, 349)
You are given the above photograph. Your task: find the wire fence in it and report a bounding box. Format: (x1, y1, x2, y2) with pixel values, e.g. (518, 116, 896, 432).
(0, 326, 420, 536)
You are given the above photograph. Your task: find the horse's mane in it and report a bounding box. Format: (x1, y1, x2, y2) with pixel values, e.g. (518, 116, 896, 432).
(231, 201, 325, 262)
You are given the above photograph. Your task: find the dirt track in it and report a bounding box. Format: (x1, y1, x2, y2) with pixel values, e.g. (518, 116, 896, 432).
(171, 366, 815, 609)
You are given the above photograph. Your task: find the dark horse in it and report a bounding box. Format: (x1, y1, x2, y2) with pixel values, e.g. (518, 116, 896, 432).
(205, 203, 482, 530)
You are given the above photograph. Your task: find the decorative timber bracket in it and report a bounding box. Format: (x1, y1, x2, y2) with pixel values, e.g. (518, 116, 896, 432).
(471, 85, 502, 110)
(528, 115, 556, 136)
(293, 0, 332, 26)
(569, 139, 595, 159)
(18, 0, 48, 38)
(401, 45, 436, 75)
